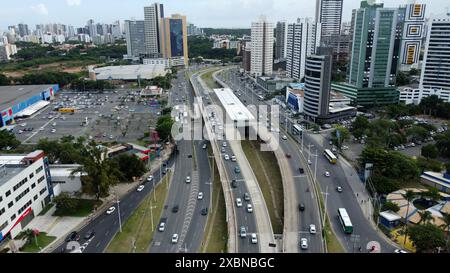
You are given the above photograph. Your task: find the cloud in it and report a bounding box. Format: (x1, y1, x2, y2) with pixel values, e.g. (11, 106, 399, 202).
(30, 3, 48, 16)
(66, 0, 81, 6)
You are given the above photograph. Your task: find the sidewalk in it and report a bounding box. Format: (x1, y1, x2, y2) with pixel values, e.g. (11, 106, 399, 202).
(41, 146, 174, 253)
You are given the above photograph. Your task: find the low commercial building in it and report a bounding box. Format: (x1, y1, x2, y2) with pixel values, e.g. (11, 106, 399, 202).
(256, 76, 294, 92)
(0, 151, 53, 241)
(399, 84, 450, 105)
(140, 86, 163, 97)
(421, 171, 450, 194)
(331, 83, 399, 107)
(49, 165, 83, 197)
(90, 64, 168, 81)
(0, 85, 59, 128)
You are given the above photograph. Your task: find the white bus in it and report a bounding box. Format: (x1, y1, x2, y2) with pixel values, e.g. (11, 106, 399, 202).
(324, 149, 337, 164)
(292, 124, 302, 135)
(337, 208, 353, 234)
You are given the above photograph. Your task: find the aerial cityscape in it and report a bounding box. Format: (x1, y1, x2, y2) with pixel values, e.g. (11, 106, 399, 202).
(1, 0, 450, 259)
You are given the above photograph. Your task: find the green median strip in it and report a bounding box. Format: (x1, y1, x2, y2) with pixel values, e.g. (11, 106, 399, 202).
(20, 232, 56, 253)
(241, 140, 284, 235)
(201, 69, 221, 89)
(105, 172, 171, 253)
(200, 147, 228, 253)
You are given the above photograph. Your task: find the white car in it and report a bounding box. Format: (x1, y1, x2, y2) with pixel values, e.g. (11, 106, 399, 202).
(202, 144, 207, 149)
(309, 224, 317, 234)
(324, 171, 331, 177)
(198, 192, 204, 200)
(247, 204, 253, 213)
(158, 222, 166, 232)
(231, 155, 237, 162)
(147, 176, 154, 182)
(300, 238, 308, 250)
(21, 123, 27, 127)
(137, 185, 145, 192)
(171, 234, 179, 244)
(106, 207, 116, 215)
(224, 154, 230, 160)
(394, 249, 408, 253)
(282, 135, 287, 140)
(236, 198, 243, 207)
(251, 233, 258, 244)
(336, 186, 343, 193)
(51, 129, 56, 133)
(186, 176, 191, 183)
(308, 160, 312, 165)
(222, 142, 227, 147)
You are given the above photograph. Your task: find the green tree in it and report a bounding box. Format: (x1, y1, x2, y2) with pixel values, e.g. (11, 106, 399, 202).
(0, 130, 20, 150)
(381, 201, 400, 213)
(409, 224, 447, 253)
(0, 73, 10, 85)
(396, 71, 410, 86)
(72, 142, 122, 200)
(406, 125, 429, 142)
(331, 125, 350, 147)
(421, 144, 439, 159)
(420, 95, 443, 116)
(402, 190, 417, 248)
(113, 154, 147, 182)
(156, 116, 175, 141)
(418, 210, 433, 225)
(351, 116, 370, 139)
(53, 192, 79, 214)
(435, 130, 450, 158)
(371, 176, 401, 195)
(416, 157, 443, 173)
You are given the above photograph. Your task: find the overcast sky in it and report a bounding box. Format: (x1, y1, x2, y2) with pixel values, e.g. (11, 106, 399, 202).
(0, 0, 448, 31)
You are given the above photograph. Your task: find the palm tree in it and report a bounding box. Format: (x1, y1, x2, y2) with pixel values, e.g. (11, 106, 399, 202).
(418, 210, 433, 225)
(402, 190, 416, 248)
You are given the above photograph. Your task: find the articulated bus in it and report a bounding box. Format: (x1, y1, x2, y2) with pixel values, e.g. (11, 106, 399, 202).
(337, 208, 353, 234)
(324, 149, 337, 164)
(292, 124, 303, 135)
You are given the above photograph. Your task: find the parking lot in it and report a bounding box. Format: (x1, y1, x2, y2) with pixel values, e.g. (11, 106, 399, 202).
(12, 90, 164, 144)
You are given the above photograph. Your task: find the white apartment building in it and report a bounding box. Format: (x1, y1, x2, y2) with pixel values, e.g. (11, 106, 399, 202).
(250, 16, 274, 77)
(286, 18, 321, 81)
(0, 151, 52, 241)
(316, 0, 343, 38)
(400, 85, 450, 105)
(0, 44, 17, 62)
(144, 3, 164, 58)
(419, 14, 450, 102)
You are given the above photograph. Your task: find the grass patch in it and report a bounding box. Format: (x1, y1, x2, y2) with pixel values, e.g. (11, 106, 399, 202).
(324, 218, 345, 253)
(20, 233, 56, 253)
(241, 140, 284, 234)
(200, 147, 228, 253)
(38, 203, 54, 216)
(201, 69, 221, 89)
(391, 228, 416, 252)
(53, 199, 102, 217)
(106, 172, 171, 253)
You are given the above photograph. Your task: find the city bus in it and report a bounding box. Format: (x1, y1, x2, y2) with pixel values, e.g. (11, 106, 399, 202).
(292, 124, 302, 135)
(337, 208, 353, 234)
(324, 149, 337, 164)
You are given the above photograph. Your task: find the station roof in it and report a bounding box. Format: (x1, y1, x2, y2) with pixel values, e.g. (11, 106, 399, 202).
(0, 85, 56, 110)
(213, 88, 255, 122)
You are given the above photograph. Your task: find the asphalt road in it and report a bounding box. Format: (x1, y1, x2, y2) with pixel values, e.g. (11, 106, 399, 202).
(222, 68, 396, 253)
(191, 72, 260, 253)
(220, 69, 323, 253)
(52, 153, 176, 253)
(150, 70, 212, 253)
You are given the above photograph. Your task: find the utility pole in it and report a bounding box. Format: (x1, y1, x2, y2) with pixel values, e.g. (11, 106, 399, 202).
(314, 148, 318, 182)
(149, 205, 157, 232)
(116, 192, 122, 233)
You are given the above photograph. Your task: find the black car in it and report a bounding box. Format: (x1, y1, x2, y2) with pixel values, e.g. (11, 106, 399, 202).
(201, 208, 208, 216)
(231, 180, 238, 188)
(299, 203, 305, 212)
(84, 230, 96, 240)
(65, 231, 80, 242)
(299, 168, 305, 174)
(172, 205, 179, 213)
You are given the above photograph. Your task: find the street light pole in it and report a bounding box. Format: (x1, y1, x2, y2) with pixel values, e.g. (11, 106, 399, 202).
(314, 149, 318, 183)
(116, 193, 122, 233)
(149, 205, 157, 232)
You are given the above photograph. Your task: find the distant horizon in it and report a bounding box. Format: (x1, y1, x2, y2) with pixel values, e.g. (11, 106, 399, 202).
(1, 0, 448, 32)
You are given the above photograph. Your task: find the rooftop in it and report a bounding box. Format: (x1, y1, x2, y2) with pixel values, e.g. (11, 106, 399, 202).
(0, 164, 26, 188)
(0, 85, 56, 110)
(214, 88, 255, 122)
(92, 64, 168, 81)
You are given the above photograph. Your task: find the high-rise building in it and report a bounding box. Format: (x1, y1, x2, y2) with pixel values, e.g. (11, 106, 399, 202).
(112, 21, 122, 38)
(144, 3, 164, 58)
(68, 25, 75, 38)
(398, 2, 426, 71)
(243, 42, 252, 73)
(332, 0, 401, 106)
(187, 23, 203, 36)
(160, 14, 189, 66)
(286, 18, 321, 81)
(124, 20, 146, 58)
(419, 14, 450, 103)
(17, 23, 30, 37)
(275, 21, 287, 60)
(304, 47, 333, 120)
(250, 15, 274, 77)
(315, 0, 343, 38)
(87, 19, 97, 37)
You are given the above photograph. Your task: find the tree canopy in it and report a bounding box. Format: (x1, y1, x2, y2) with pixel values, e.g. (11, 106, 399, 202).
(0, 130, 21, 150)
(408, 224, 447, 253)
